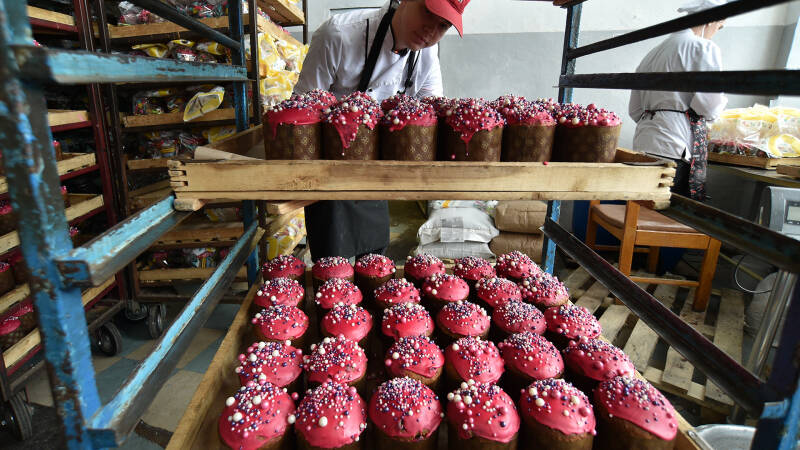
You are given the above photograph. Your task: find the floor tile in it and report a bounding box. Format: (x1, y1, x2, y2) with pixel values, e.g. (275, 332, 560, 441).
(118, 432, 164, 450)
(140, 369, 204, 433)
(176, 328, 224, 369)
(182, 335, 224, 374)
(126, 340, 157, 362)
(25, 368, 53, 407)
(203, 303, 241, 331)
(96, 358, 140, 404)
(93, 354, 123, 373)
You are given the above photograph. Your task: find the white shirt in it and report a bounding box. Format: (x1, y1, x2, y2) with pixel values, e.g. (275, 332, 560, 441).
(629, 29, 728, 161)
(294, 3, 443, 102)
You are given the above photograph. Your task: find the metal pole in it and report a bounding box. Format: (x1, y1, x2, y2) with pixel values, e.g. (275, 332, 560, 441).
(128, 0, 242, 50)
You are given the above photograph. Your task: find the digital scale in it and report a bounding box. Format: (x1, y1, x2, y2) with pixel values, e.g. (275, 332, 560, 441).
(759, 186, 800, 240)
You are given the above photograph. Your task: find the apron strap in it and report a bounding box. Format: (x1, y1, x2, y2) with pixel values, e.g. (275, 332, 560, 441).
(358, 7, 396, 92)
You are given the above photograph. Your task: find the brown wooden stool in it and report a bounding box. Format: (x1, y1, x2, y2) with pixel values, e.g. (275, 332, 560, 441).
(585, 200, 721, 311)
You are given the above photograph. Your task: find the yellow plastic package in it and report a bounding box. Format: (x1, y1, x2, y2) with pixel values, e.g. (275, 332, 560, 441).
(709, 105, 800, 158)
(264, 211, 305, 260)
(131, 43, 168, 58)
(183, 86, 225, 122)
(202, 126, 237, 144)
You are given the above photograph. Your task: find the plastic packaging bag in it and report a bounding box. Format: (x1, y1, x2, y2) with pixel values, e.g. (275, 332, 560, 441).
(131, 43, 168, 58)
(709, 105, 800, 158)
(183, 86, 225, 121)
(202, 126, 236, 143)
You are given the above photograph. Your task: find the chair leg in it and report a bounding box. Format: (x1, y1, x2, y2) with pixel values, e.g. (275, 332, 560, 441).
(693, 238, 721, 311)
(618, 202, 639, 277)
(586, 200, 600, 249)
(647, 247, 660, 273)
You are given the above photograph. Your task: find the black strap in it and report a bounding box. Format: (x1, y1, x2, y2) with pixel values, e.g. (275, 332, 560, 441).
(643, 108, 688, 120)
(397, 50, 419, 95)
(358, 7, 396, 92)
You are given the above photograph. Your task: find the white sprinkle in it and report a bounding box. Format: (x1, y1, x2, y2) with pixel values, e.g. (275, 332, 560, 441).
(288, 414, 296, 424)
(233, 412, 243, 422)
(252, 395, 262, 405)
(319, 416, 328, 427)
(225, 397, 235, 406)
(535, 398, 545, 407)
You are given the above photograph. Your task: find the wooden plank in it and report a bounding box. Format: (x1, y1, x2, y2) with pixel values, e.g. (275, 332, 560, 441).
(777, 164, 800, 179)
(127, 158, 171, 171)
(47, 110, 89, 127)
(167, 158, 675, 201)
(563, 266, 593, 296)
(574, 281, 610, 314)
(624, 284, 679, 369)
(598, 304, 630, 343)
(705, 289, 745, 405)
(677, 289, 716, 339)
(708, 152, 800, 169)
(130, 180, 172, 197)
(206, 124, 264, 156)
(662, 347, 695, 393)
(265, 200, 314, 215)
(644, 367, 730, 415)
(2, 277, 114, 369)
(258, 0, 305, 26)
(138, 267, 248, 283)
(27, 5, 75, 26)
(0, 284, 31, 317)
(0, 153, 96, 195)
(156, 222, 244, 244)
(122, 108, 238, 128)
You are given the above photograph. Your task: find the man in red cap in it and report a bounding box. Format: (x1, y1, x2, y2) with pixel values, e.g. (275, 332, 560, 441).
(295, 0, 471, 262)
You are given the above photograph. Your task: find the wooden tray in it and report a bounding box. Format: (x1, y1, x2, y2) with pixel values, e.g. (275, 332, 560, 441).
(169, 144, 676, 207)
(168, 268, 702, 450)
(122, 108, 239, 129)
(0, 153, 96, 195)
(777, 164, 800, 180)
(259, 0, 305, 26)
(709, 152, 800, 169)
(47, 109, 89, 128)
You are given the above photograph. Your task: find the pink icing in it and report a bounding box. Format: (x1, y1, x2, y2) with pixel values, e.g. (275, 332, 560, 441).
(546, 305, 602, 341)
(374, 278, 421, 308)
(495, 251, 541, 280)
(490, 95, 556, 126)
(252, 305, 308, 341)
(312, 256, 354, 280)
(445, 336, 504, 384)
(0, 202, 12, 215)
(235, 341, 303, 388)
(12, 300, 33, 317)
(497, 331, 563, 380)
(594, 376, 678, 441)
(254, 277, 304, 308)
(556, 103, 621, 128)
(303, 336, 367, 385)
(265, 101, 320, 139)
(444, 99, 504, 145)
(519, 272, 570, 308)
(369, 377, 443, 439)
(380, 99, 437, 132)
(492, 299, 546, 335)
(294, 382, 367, 448)
(453, 256, 496, 282)
(321, 304, 373, 342)
(354, 253, 396, 278)
(261, 255, 305, 280)
(315, 278, 362, 309)
(385, 335, 444, 379)
(562, 338, 635, 382)
(436, 300, 490, 337)
(382, 302, 434, 340)
(446, 383, 520, 443)
(322, 92, 382, 149)
(476, 277, 522, 308)
(0, 261, 10, 273)
(422, 274, 469, 302)
(218, 382, 294, 450)
(520, 378, 596, 436)
(381, 93, 413, 112)
(422, 96, 456, 117)
(404, 254, 446, 280)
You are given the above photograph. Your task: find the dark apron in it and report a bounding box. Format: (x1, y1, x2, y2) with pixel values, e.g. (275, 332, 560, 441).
(305, 7, 413, 261)
(644, 108, 708, 201)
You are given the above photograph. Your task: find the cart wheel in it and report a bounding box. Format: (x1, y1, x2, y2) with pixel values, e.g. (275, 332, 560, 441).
(3, 393, 33, 441)
(147, 304, 166, 339)
(124, 300, 148, 321)
(94, 322, 122, 356)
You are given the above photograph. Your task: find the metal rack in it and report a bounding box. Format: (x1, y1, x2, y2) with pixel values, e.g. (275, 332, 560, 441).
(0, 0, 261, 447)
(541, 1, 800, 448)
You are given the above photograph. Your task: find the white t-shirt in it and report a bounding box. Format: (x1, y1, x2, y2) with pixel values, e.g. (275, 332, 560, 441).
(294, 3, 444, 102)
(629, 29, 728, 161)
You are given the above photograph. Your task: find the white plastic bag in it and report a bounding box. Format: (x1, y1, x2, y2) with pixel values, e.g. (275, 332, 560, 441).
(417, 207, 499, 246)
(413, 242, 495, 261)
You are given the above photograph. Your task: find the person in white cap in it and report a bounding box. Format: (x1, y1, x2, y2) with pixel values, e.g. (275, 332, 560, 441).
(628, 0, 729, 201)
(295, 0, 472, 261)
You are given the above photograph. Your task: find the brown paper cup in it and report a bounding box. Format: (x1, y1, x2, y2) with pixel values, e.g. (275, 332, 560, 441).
(441, 126, 503, 162)
(502, 124, 555, 162)
(380, 124, 437, 161)
(263, 122, 322, 160)
(551, 124, 621, 162)
(322, 123, 379, 160)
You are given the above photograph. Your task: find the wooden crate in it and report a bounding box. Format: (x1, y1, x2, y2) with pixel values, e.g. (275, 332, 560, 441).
(562, 267, 745, 416)
(168, 268, 702, 450)
(152, 221, 244, 249)
(47, 109, 89, 128)
(709, 152, 800, 170)
(169, 148, 676, 206)
(777, 164, 800, 180)
(259, 0, 305, 26)
(122, 108, 239, 129)
(27, 5, 75, 27)
(0, 194, 104, 255)
(137, 267, 248, 285)
(0, 153, 96, 195)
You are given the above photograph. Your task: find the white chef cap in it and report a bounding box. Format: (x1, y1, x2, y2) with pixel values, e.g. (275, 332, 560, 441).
(677, 0, 730, 14)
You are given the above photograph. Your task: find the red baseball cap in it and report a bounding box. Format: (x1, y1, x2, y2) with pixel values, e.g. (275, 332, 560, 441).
(425, 0, 470, 37)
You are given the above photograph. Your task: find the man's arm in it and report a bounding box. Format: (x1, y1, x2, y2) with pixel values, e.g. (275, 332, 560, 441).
(416, 47, 444, 98)
(294, 22, 342, 94)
